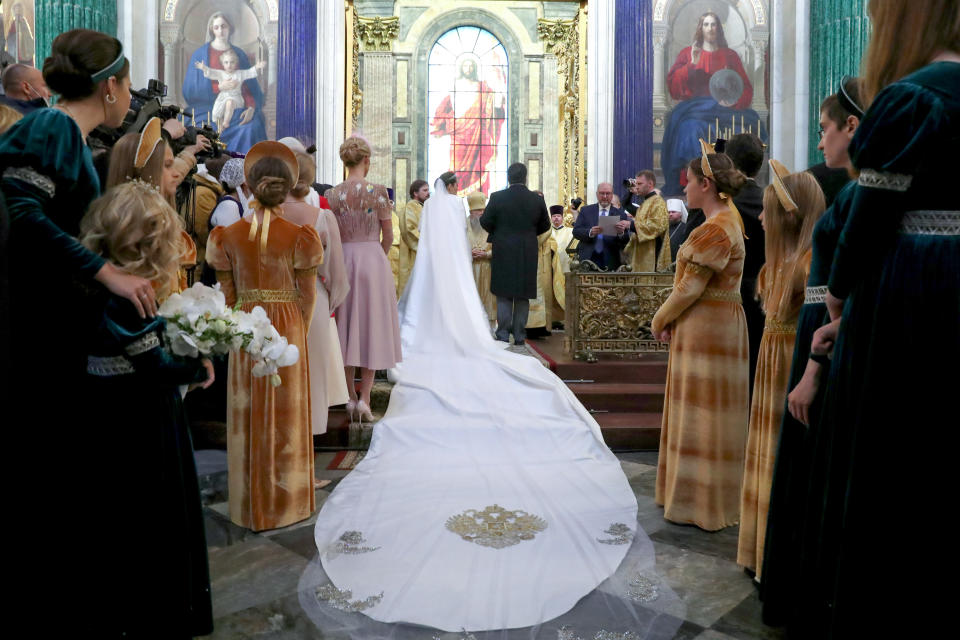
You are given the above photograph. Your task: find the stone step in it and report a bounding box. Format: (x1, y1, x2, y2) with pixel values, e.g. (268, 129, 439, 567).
(567, 382, 666, 413)
(552, 358, 668, 384)
(594, 412, 663, 450)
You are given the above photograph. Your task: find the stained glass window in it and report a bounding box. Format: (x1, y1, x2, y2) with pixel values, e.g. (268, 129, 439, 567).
(428, 26, 508, 196)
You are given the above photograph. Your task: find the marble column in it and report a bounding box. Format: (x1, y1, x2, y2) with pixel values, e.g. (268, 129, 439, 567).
(316, 0, 346, 184)
(807, 0, 870, 164)
(588, 0, 615, 188)
(771, 0, 812, 169)
(542, 54, 560, 209)
(651, 25, 667, 111)
(613, 0, 653, 182)
(361, 51, 394, 186)
(35, 0, 116, 63)
(277, 0, 316, 146)
(117, 0, 158, 89)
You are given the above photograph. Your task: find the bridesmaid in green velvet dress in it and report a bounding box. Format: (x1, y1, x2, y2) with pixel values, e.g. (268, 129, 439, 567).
(759, 80, 863, 626)
(79, 182, 215, 637)
(792, 2, 960, 636)
(0, 30, 157, 628)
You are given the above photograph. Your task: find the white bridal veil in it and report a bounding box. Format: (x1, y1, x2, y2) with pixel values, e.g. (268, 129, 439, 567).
(300, 179, 683, 638)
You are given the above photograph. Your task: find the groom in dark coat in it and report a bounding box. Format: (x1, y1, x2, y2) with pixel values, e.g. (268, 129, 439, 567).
(480, 162, 550, 345)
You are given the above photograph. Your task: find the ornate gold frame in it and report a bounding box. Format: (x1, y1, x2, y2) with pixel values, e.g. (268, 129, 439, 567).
(537, 2, 588, 206)
(564, 271, 674, 357)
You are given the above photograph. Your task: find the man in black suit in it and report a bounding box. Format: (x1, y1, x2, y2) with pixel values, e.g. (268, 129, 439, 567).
(480, 162, 551, 345)
(725, 133, 767, 400)
(572, 182, 631, 269)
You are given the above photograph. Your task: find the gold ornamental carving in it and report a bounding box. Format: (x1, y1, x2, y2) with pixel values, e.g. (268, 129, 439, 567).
(564, 272, 674, 356)
(357, 15, 400, 52)
(445, 504, 548, 549)
(346, 2, 363, 131)
(538, 12, 587, 207)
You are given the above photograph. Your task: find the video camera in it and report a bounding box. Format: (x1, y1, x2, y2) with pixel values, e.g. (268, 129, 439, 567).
(88, 78, 223, 161)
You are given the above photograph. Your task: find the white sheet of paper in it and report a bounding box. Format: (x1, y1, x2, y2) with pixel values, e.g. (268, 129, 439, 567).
(598, 214, 620, 236)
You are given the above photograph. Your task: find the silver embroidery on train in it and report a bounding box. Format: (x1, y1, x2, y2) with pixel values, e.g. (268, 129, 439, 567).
(597, 523, 634, 545)
(858, 169, 912, 192)
(900, 210, 960, 236)
(124, 333, 160, 356)
(3, 167, 55, 198)
(557, 626, 643, 640)
(804, 286, 828, 304)
(315, 584, 383, 612)
(431, 631, 478, 640)
(329, 530, 380, 555)
(627, 573, 661, 603)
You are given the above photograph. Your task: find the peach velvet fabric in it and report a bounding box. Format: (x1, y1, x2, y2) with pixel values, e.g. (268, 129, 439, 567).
(652, 209, 750, 531)
(207, 215, 324, 531)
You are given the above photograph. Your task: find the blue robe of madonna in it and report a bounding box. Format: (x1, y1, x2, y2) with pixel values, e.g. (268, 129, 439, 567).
(183, 43, 268, 154)
(660, 97, 767, 196)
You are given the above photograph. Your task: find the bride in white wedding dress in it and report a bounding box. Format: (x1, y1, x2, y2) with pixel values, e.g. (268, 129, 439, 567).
(299, 179, 683, 638)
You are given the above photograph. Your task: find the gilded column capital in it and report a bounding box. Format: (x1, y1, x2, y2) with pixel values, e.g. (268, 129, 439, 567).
(537, 18, 578, 55)
(356, 15, 400, 52)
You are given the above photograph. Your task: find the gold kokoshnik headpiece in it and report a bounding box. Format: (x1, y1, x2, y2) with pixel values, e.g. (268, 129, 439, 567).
(243, 140, 300, 251)
(135, 117, 164, 170)
(698, 138, 746, 235)
(769, 159, 799, 212)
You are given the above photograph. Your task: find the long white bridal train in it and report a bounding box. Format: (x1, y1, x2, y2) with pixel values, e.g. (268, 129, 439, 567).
(299, 181, 682, 637)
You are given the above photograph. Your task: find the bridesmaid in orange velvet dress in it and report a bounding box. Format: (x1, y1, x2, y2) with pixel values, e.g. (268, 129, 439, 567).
(652, 145, 750, 532)
(207, 141, 324, 531)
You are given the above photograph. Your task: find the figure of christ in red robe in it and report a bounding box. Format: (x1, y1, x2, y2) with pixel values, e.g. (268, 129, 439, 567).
(430, 66, 505, 195)
(666, 46, 754, 110)
(207, 46, 256, 113)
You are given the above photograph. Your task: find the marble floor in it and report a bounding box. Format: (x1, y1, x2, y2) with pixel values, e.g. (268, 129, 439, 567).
(195, 449, 785, 640)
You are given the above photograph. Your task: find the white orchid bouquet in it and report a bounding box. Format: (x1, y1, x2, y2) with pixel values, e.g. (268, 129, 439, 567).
(159, 282, 300, 387)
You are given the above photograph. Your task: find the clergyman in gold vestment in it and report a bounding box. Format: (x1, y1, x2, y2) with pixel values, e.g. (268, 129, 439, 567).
(466, 191, 496, 321)
(624, 173, 671, 272)
(399, 179, 429, 294)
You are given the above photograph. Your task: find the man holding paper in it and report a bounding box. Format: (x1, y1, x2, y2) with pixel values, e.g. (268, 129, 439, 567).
(572, 182, 632, 269)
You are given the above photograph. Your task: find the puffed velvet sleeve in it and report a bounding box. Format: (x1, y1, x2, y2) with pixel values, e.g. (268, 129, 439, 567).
(206, 225, 236, 306)
(102, 296, 206, 386)
(294, 224, 323, 328)
(0, 109, 105, 279)
(828, 82, 948, 299)
(652, 222, 731, 333)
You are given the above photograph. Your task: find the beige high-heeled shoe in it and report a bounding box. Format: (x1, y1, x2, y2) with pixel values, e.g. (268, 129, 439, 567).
(345, 399, 358, 425)
(356, 400, 374, 426)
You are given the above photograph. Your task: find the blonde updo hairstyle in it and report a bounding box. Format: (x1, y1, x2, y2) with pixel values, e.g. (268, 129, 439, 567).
(339, 135, 371, 168)
(686, 153, 747, 198)
(247, 156, 293, 207)
(106, 132, 174, 206)
(0, 104, 23, 134)
(80, 182, 185, 298)
(291, 151, 316, 199)
(757, 172, 826, 320)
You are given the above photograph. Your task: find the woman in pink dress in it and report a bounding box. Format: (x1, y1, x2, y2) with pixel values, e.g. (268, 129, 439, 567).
(325, 136, 401, 423)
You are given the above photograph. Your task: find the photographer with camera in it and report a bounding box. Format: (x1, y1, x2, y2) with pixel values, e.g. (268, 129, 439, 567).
(622, 170, 671, 272)
(161, 116, 213, 179)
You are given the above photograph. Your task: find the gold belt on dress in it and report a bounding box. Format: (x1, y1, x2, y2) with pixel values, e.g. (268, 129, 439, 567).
(700, 288, 742, 303)
(237, 289, 300, 304)
(765, 317, 797, 335)
(900, 210, 960, 236)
